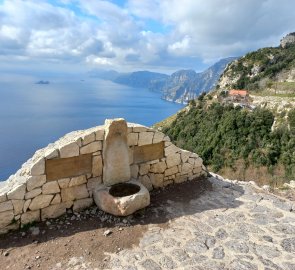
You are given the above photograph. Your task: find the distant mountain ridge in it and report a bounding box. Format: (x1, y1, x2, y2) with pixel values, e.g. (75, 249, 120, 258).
(158, 57, 237, 103)
(88, 57, 237, 104)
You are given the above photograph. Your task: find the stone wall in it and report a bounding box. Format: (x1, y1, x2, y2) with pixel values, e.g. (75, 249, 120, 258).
(0, 121, 207, 234)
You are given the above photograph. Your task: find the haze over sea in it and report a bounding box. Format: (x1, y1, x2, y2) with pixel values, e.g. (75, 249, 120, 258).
(0, 74, 183, 181)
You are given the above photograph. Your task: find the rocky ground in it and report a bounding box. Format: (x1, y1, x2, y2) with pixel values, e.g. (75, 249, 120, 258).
(0, 175, 295, 270)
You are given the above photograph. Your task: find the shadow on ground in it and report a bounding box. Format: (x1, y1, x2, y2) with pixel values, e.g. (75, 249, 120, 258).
(0, 177, 245, 270)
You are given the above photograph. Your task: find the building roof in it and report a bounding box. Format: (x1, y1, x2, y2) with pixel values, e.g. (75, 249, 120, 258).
(229, 90, 248, 97)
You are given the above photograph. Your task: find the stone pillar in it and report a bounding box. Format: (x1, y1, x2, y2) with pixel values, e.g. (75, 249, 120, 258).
(103, 118, 131, 186)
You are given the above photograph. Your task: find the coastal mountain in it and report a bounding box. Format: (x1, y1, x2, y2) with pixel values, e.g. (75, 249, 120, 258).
(217, 33, 295, 93)
(158, 57, 237, 103)
(114, 71, 168, 89)
(91, 57, 237, 104)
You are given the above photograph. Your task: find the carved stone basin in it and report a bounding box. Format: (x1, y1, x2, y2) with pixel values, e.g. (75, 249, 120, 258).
(109, 183, 140, 197)
(93, 180, 150, 216)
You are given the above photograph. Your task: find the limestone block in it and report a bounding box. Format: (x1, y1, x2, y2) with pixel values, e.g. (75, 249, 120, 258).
(27, 175, 46, 191)
(153, 132, 165, 144)
(150, 174, 164, 188)
(163, 180, 173, 187)
(80, 141, 102, 154)
(74, 138, 81, 148)
(139, 163, 150, 175)
(128, 132, 139, 146)
(165, 144, 179, 157)
(23, 199, 31, 213)
(130, 164, 139, 178)
(147, 159, 159, 165)
(45, 148, 59, 159)
(95, 129, 105, 140)
(31, 158, 45, 175)
(59, 142, 79, 158)
(51, 194, 61, 205)
(69, 176, 87, 187)
(58, 178, 70, 189)
(163, 136, 171, 142)
(175, 175, 188, 184)
(188, 158, 195, 165)
(193, 167, 202, 175)
(133, 126, 147, 132)
(181, 150, 191, 163)
(29, 194, 54, 211)
(189, 175, 195, 180)
(12, 200, 25, 215)
(0, 210, 14, 228)
(0, 201, 13, 213)
(0, 194, 7, 203)
(194, 157, 203, 167)
(73, 198, 93, 212)
(82, 132, 95, 145)
(87, 177, 102, 192)
(61, 184, 89, 202)
(165, 141, 172, 147)
(150, 161, 167, 174)
(41, 202, 72, 221)
(138, 132, 154, 146)
(190, 153, 199, 158)
(139, 175, 153, 191)
(7, 184, 26, 200)
(21, 210, 40, 225)
(25, 188, 42, 200)
(92, 155, 103, 177)
(0, 222, 19, 235)
(166, 153, 181, 168)
(164, 166, 179, 177)
(43, 181, 60, 194)
(103, 119, 131, 186)
(181, 163, 194, 175)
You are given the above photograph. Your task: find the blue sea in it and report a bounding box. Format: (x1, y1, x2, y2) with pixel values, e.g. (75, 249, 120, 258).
(0, 74, 183, 181)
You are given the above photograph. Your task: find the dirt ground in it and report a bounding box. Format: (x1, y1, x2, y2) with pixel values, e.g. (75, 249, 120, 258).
(0, 178, 212, 270)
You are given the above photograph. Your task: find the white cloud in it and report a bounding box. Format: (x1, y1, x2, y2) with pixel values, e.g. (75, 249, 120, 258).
(1, 0, 295, 73)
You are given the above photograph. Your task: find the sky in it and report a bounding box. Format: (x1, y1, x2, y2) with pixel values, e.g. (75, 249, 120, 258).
(0, 0, 295, 74)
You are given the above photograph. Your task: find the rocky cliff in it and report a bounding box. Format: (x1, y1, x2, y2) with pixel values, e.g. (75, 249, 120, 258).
(92, 58, 236, 104)
(217, 33, 295, 91)
(154, 57, 237, 103)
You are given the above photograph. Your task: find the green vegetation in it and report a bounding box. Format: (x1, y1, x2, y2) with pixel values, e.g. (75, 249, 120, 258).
(225, 44, 295, 91)
(163, 103, 295, 182)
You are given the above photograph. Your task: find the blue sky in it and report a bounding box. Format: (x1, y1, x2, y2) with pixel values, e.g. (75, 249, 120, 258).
(0, 0, 295, 74)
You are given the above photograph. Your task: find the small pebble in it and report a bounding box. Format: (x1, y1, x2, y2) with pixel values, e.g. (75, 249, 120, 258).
(103, 230, 112, 236)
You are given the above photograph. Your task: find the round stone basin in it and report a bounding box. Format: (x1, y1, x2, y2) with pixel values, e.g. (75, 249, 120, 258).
(93, 180, 150, 216)
(109, 183, 140, 197)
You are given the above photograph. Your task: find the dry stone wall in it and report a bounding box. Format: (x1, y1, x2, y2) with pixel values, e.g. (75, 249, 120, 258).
(0, 121, 207, 234)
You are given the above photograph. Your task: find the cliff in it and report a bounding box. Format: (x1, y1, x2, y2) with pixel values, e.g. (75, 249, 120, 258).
(217, 33, 295, 92)
(158, 57, 237, 103)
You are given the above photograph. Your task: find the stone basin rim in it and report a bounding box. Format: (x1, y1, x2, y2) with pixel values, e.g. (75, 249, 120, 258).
(109, 182, 141, 198)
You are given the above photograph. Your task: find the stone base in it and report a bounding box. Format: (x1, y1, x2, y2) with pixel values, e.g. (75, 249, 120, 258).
(93, 180, 150, 216)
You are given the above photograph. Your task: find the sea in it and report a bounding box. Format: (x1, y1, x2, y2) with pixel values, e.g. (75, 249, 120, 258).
(0, 74, 183, 181)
